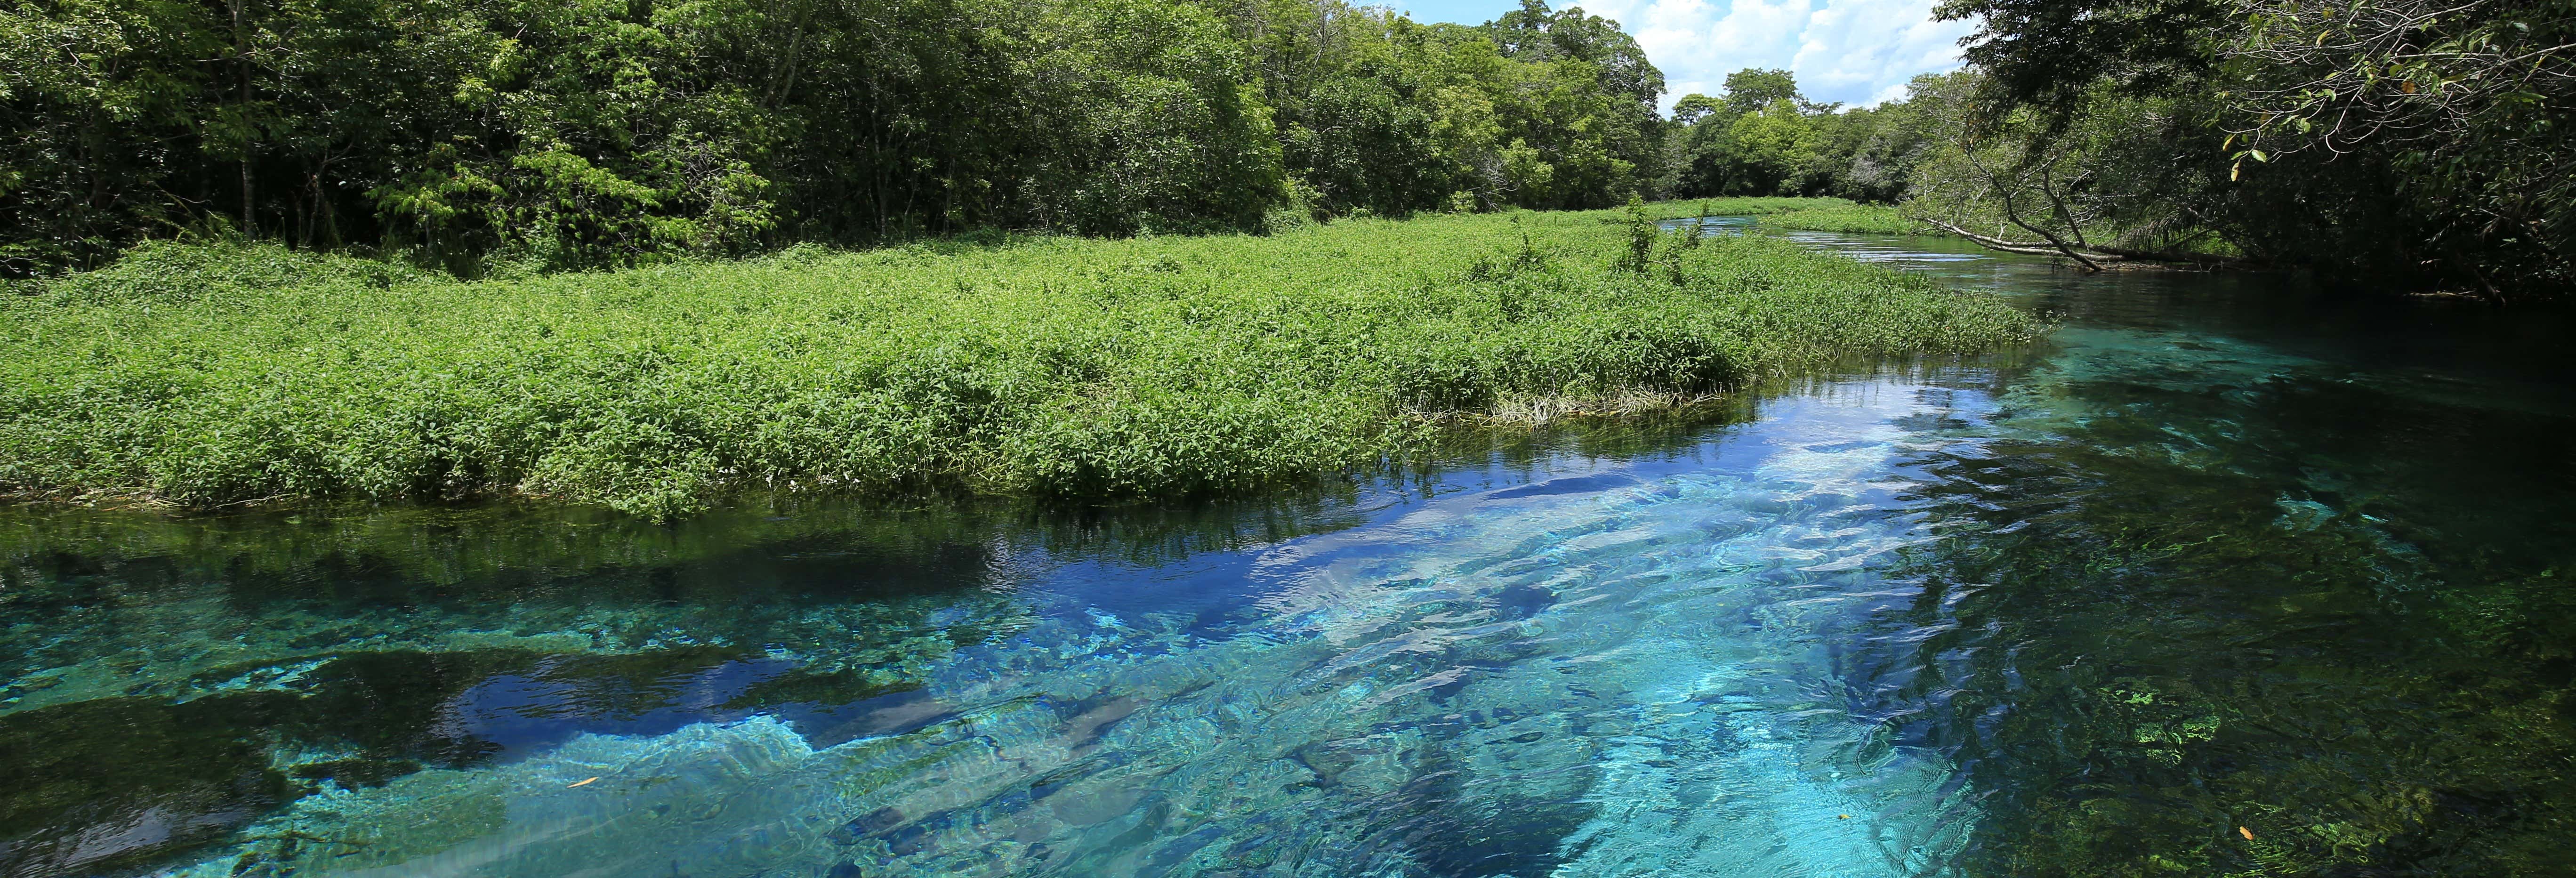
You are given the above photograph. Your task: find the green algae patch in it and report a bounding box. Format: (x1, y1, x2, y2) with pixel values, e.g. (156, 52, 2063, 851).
(0, 207, 2035, 519)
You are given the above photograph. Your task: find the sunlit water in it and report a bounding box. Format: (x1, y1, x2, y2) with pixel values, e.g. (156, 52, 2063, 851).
(6, 221, 2574, 877)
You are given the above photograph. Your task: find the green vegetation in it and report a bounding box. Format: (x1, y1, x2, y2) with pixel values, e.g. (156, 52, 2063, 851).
(1659, 1, 2576, 292)
(1633, 197, 1824, 222)
(1757, 202, 1918, 235)
(1893, 335, 2576, 876)
(12, 0, 2557, 292)
(1921, 0, 2576, 291)
(0, 205, 2037, 519)
(1893, 68, 2256, 271)
(1664, 69, 1934, 203)
(0, 0, 1669, 275)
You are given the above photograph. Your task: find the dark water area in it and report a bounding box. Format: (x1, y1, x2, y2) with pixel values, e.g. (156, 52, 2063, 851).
(5, 221, 2575, 876)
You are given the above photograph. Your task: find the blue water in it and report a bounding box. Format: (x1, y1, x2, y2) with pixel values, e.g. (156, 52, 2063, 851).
(8, 221, 2576, 876)
(125, 387, 1974, 876)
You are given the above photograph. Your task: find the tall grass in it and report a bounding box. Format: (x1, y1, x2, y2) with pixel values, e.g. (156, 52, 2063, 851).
(1639, 197, 1830, 221)
(0, 207, 2037, 519)
(1755, 202, 1924, 235)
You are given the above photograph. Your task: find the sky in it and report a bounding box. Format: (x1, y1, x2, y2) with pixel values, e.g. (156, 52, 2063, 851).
(1386, 0, 1977, 111)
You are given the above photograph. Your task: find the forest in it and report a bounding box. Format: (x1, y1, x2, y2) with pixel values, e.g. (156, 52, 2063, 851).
(6, 3, 2576, 878)
(1671, 1, 2575, 294)
(8, 0, 2570, 294)
(1, 0, 1672, 275)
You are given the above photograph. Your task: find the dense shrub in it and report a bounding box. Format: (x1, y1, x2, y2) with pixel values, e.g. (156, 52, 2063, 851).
(0, 204, 2035, 518)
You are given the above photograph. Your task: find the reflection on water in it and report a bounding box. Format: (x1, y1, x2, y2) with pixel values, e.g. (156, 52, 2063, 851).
(5, 223, 2575, 876)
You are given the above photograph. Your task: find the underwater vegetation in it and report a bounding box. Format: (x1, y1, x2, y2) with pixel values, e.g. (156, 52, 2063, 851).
(0, 500, 1046, 875)
(0, 407, 1780, 876)
(1877, 327, 2576, 876)
(6, 208, 2575, 876)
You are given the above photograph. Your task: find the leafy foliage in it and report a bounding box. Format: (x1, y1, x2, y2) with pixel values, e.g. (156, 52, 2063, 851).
(1930, 0, 2576, 293)
(0, 0, 1670, 274)
(1662, 68, 1936, 204)
(1755, 201, 1919, 235)
(1900, 70, 2241, 270)
(0, 204, 2034, 519)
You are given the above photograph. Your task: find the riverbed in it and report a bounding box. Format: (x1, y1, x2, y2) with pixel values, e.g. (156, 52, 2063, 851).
(5, 220, 2571, 876)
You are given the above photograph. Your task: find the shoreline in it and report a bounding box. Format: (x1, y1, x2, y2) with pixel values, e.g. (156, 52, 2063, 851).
(0, 203, 2037, 520)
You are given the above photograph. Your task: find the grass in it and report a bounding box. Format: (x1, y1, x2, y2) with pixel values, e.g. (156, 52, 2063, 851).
(0, 206, 2038, 519)
(1637, 197, 1835, 221)
(1646, 197, 1934, 236)
(1754, 201, 1924, 235)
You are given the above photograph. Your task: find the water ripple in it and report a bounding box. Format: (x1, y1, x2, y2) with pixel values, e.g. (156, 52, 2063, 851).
(157, 386, 1988, 878)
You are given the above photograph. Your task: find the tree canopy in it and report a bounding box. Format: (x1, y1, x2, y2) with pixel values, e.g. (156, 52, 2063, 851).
(1661, 68, 1918, 202)
(1927, 0, 2576, 293)
(0, 0, 1672, 274)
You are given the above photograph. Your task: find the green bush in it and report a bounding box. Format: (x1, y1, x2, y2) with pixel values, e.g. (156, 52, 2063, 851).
(0, 208, 2036, 519)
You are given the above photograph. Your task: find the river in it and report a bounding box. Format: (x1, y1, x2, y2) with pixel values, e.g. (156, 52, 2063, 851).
(4, 220, 2571, 877)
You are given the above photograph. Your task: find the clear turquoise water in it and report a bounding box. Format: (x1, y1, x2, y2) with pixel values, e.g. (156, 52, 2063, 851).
(6, 223, 2574, 877)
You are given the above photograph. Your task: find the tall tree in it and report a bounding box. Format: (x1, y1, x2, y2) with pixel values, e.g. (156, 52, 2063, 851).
(1930, 0, 2576, 293)
(0, 0, 1673, 273)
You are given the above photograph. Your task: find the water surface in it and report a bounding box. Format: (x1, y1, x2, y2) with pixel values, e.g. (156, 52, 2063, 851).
(5, 223, 2574, 877)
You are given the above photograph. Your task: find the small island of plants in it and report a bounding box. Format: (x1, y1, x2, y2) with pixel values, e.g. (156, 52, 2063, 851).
(0, 202, 2035, 519)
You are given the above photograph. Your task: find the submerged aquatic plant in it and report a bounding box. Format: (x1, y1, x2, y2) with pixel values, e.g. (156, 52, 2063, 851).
(1880, 333, 2576, 876)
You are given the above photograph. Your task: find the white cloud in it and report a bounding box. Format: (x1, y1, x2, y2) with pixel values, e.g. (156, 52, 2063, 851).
(1567, 0, 1972, 111)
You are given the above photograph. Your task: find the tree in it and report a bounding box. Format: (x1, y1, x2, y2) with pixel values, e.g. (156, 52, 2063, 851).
(1720, 68, 1809, 114)
(2217, 0, 2576, 295)
(1671, 93, 1722, 126)
(1930, 0, 2576, 294)
(1486, 0, 1663, 107)
(1666, 67, 1892, 200)
(1932, 0, 2230, 120)
(1904, 73, 2236, 271)
(0, 0, 1672, 274)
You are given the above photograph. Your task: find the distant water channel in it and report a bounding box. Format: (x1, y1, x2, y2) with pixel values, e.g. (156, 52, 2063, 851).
(7, 220, 2575, 877)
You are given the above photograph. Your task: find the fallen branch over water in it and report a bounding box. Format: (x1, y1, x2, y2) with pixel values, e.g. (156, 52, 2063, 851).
(1915, 217, 2253, 271)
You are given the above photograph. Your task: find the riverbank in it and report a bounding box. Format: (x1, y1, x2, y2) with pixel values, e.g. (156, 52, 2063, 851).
(1637, 199, 1920, 236)
(1756, 202, 1920, 235)
(0, 204, 2036, 519)
(1637, 199, 1926, 236)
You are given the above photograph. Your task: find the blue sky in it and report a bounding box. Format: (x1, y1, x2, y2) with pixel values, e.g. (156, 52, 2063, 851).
(1385, 0, 1974, 111)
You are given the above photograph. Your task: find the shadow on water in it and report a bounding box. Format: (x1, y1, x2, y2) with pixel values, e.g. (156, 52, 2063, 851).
(0, 507, 1020, 875)
(1758, 226, 2576, 875)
